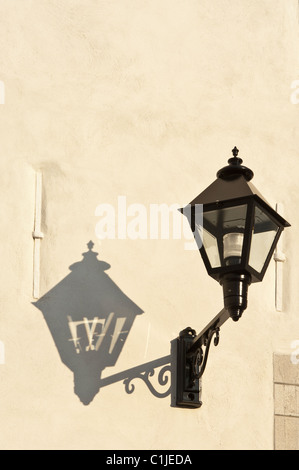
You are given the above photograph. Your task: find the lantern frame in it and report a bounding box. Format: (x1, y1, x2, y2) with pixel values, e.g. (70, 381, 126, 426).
(191, 194, 288, 284)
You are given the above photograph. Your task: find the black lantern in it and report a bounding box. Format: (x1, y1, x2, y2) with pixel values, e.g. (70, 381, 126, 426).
(176, 147, 290, 408)
(181, 147, 290, 321)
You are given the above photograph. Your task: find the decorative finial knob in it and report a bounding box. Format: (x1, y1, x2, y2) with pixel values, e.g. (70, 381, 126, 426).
(216, 146, 254, 181)
(232, 146, 239, 158)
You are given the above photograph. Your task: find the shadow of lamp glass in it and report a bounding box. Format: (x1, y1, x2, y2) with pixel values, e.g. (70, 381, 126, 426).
(33, 241, 147, 404)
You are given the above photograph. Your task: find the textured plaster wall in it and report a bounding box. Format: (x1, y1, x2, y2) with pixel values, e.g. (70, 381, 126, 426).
(0, 0, 299, 450)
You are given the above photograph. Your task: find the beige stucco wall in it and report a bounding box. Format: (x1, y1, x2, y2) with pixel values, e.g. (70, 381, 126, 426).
(0, 0, 299, 450)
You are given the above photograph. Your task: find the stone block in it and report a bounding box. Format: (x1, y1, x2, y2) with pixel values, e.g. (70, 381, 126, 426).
(274, 416, 299, 450)
(274, 354, 299, 385)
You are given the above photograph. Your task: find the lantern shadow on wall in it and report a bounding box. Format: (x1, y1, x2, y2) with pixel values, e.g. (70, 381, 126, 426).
(33, 241, 171, 405)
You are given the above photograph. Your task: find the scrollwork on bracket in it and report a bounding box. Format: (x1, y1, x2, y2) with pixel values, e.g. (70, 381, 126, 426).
(188, 326, 220, 387)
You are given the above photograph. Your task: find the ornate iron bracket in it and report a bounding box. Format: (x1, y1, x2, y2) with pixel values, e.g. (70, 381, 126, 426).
(188, 326, 220, 386)
(176, 308, 229, 408)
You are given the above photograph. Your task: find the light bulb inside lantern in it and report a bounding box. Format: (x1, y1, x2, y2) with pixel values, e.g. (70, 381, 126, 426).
(223, 232, 244, 266)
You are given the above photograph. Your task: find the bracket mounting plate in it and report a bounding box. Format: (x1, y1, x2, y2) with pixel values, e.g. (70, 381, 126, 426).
(176, 328, 202, 408)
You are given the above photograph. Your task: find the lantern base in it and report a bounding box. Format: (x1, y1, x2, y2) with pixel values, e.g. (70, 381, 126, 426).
(220, 272, 251, 321)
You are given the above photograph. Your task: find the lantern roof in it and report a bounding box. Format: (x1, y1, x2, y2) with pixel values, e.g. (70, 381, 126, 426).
(183, 147, 290, 228)
(188, 175, 267, 206)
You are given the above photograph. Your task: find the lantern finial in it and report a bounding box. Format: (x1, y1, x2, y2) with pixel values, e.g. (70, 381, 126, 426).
(216, 146, 254, 181)
(232, 146, 239, 157)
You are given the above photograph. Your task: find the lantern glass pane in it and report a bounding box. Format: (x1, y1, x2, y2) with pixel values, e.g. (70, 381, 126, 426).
(198, 204, 247, 268)
(249, 206, 279, 273)
(202, 228, 221, 268)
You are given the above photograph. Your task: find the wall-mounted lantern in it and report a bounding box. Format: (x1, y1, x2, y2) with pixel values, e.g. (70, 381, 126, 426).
(176, 147, 290, 408)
